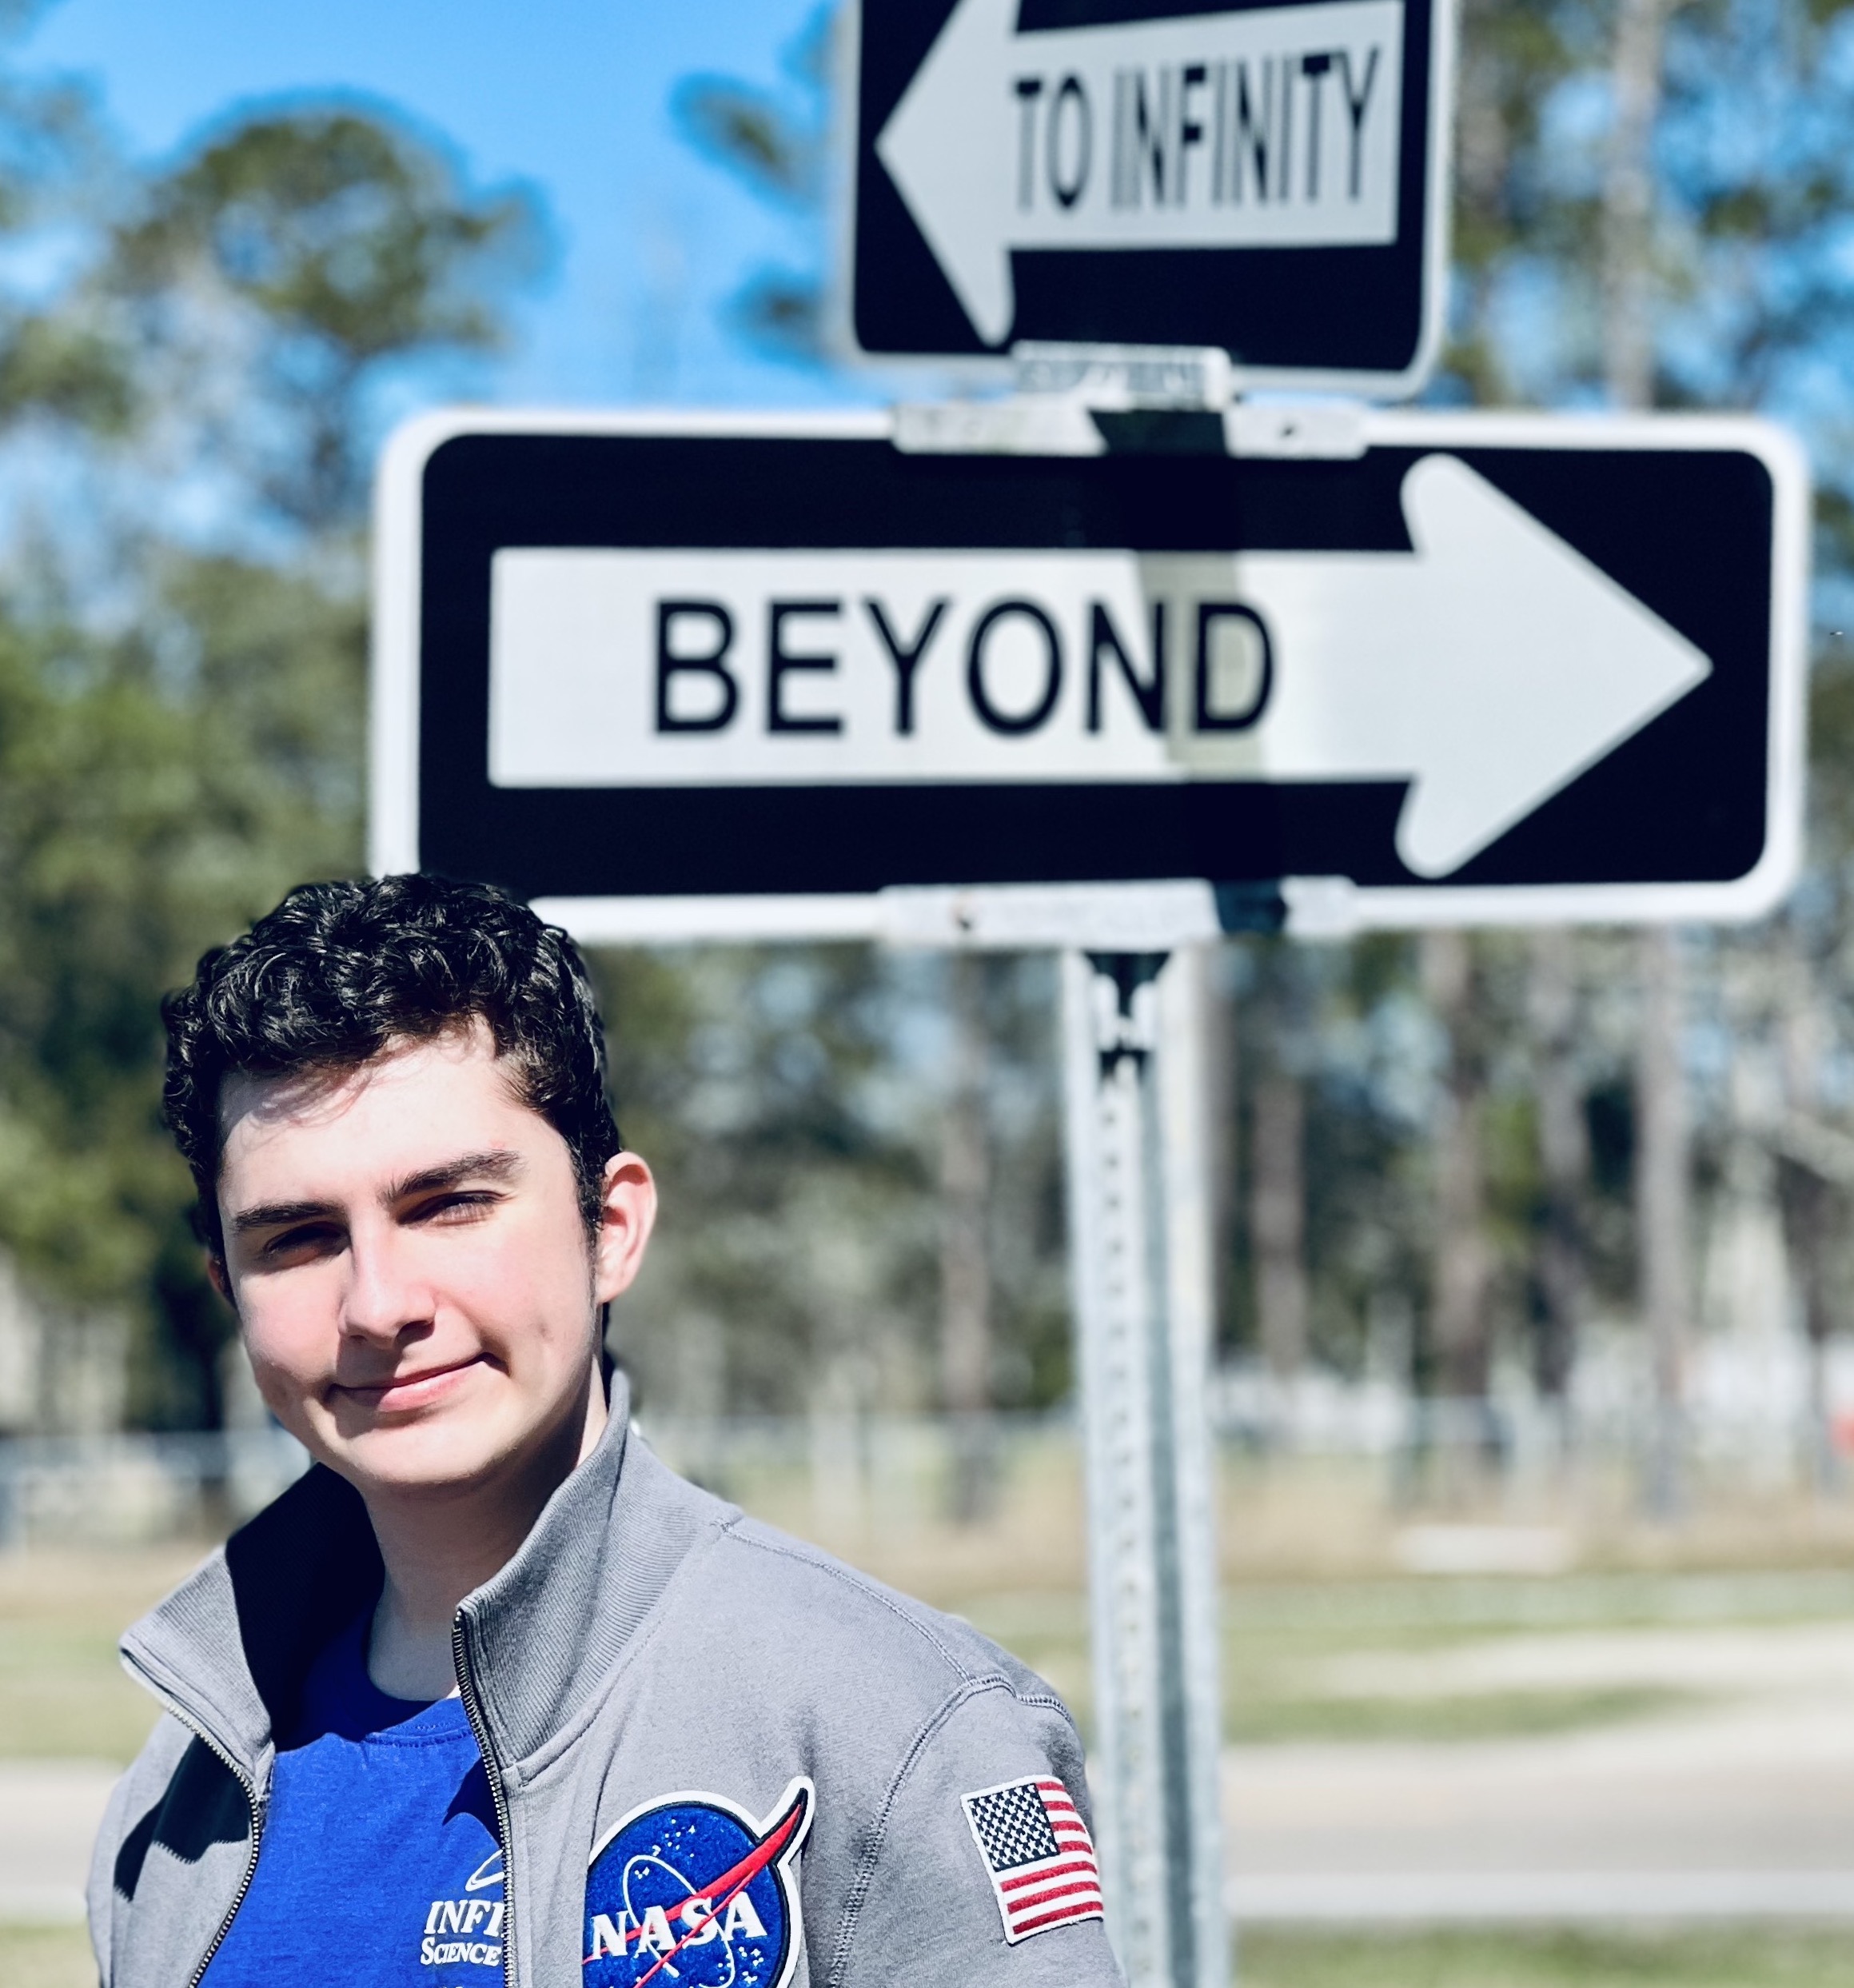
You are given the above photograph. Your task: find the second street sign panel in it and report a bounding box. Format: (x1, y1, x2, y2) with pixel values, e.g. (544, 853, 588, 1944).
(372, 408, 1805, 941)
(845, 0, 1455, 393)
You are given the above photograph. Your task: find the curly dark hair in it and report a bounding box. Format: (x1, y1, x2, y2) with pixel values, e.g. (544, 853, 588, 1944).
(162, 874, 622, 1260)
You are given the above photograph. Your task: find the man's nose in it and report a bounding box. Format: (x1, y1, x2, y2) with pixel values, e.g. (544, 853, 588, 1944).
(340, 1224, 434, 1341)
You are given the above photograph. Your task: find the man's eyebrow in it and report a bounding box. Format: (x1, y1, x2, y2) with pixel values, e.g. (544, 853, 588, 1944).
(383, 1149, 524, 1204)
(227, 1153, 523, 1238)
(229, 1198, 339, 1236)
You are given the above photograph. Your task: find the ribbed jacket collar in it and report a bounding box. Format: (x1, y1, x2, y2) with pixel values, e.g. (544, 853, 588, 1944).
(119, 1375, 714, 1781)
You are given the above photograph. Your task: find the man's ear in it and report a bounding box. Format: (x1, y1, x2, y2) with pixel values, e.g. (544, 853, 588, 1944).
(205, 1253, 234, 1310)
(593, 1152, 657, 1306)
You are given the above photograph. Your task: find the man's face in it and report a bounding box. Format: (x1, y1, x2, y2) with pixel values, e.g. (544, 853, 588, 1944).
(214, 1024, 653, 1499)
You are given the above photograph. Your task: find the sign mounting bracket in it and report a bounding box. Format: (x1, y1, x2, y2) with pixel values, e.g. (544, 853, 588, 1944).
(895, 344, 1371, 461)
(1009, 342, 1232, 410)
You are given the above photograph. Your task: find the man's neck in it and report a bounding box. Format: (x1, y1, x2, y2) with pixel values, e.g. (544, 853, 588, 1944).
(364, 1367, 608, 1700)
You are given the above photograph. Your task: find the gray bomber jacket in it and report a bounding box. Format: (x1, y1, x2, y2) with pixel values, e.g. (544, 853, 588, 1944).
(88, 1384, 1125, 1988)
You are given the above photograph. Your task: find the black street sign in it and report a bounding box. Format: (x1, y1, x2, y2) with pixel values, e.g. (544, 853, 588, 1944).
(372, 409, 1805, 940)
(845, 0, 1454, 393)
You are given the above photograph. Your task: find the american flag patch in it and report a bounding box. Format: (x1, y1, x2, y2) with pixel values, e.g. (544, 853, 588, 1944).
(961, 1775, 1104, 1944)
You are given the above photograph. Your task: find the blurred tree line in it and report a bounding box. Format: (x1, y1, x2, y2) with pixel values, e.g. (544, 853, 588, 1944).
(0, 25, 545, 1427)
(0, 2, 1066, 1435)
(3, 0, 1853, 1471)
(1222, 0, 1854, 1495)
(674, 0, 1854, 1493)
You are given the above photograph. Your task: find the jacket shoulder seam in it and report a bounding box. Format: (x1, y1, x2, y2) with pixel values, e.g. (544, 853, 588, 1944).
(718, 1517, 975, 1681)
(823, 1676, 1019, 1988)
(1011, 1690, 1079, 1729)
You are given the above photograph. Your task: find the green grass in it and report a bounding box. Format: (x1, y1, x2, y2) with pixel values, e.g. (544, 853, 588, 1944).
(0, 1923, 97, 1988)
(1226, 1684, 1695, 1745)
(954, 1588, 1709, 1746)
(0, 1615, 163, 1761)
(0, 1547, 193, 1763)
(1242, 1928, 1854, 1988)
(0, 1542, 1834, 1765)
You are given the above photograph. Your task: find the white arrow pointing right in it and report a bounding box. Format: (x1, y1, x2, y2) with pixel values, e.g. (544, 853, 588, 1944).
(488, 457, 1712, 880)
(1194, 453, 1712, 874)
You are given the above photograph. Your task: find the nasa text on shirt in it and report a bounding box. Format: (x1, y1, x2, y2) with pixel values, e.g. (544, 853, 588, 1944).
(582, 1781, 813, 1988)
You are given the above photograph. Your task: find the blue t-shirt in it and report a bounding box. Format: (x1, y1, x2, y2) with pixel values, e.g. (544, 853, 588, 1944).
(201, 1610, 504, 1988)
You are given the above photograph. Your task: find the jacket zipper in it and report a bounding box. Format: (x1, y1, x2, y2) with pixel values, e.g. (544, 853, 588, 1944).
(179, 1716, 262, 1988)
(112, 1663, 266, 1988)
(453, 1611, 516, 1988)
(121, 1633, 510, 1988)
(117, 1651, 264, 1988)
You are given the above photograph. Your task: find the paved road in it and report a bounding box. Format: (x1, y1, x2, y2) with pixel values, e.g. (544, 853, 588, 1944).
(1228, 1619, 1854, 1921)
(1226, 1713, 1854, 1920)
(0, 1759, 117, 1922)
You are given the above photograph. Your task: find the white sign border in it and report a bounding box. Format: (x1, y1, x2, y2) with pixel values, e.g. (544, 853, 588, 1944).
(827, 0, 1460, 402)
(369, 403, 1809, 944)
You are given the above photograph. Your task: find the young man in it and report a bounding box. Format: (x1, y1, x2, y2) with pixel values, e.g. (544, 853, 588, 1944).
(90, 874, 1122, 1988)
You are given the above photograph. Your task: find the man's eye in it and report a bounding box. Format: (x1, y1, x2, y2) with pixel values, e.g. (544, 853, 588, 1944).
(263, 1224, 342, 1259)
(415, 1192, 500, 1224)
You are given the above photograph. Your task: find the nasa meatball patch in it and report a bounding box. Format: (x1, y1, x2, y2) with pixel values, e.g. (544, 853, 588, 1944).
(584, 1778, 812, 1988)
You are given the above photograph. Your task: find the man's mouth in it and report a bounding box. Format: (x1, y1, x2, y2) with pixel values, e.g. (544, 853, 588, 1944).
(331, 1355, 485, 1411)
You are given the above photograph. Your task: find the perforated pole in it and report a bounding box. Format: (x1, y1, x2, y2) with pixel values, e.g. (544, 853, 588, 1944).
(1063, 948, 1228, 1988)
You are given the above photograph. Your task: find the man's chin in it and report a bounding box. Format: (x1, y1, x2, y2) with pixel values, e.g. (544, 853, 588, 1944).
(307, 1417, 520, 1503)
(288, 1368, 597, 1507)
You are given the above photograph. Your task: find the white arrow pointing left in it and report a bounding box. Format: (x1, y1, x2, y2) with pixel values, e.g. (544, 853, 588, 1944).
(874, 0, 1406, 345)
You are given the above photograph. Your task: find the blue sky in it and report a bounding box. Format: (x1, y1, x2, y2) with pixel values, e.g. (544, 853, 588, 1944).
(17, 0, 881, 411)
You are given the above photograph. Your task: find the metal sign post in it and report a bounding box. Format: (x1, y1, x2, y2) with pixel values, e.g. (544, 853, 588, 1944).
(1062, 948, 1226, 1988)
